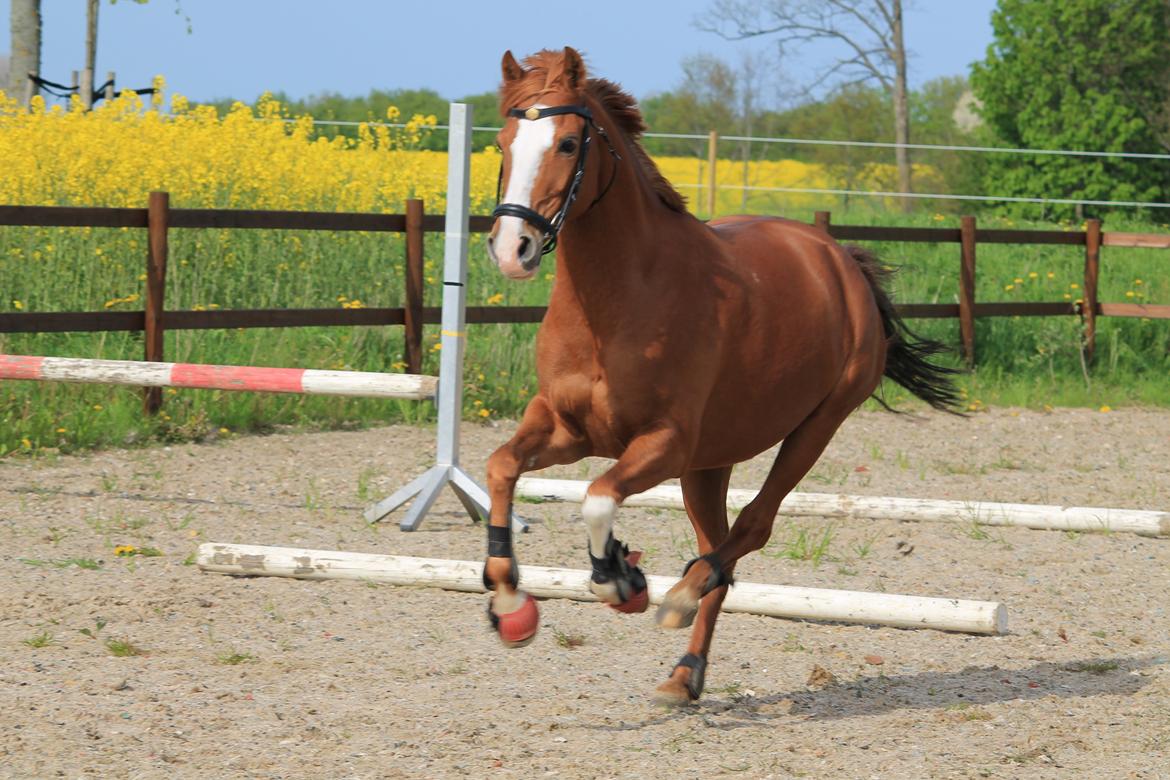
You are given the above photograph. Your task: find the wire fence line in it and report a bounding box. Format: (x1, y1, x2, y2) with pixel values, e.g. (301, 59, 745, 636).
(190, 115, 1159, 211)
(290, 117, 1170, 162)
(674, 182, 1170, 210)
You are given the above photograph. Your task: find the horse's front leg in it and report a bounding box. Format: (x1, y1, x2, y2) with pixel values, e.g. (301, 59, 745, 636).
(582, 423, 692, 613)
(484, 396, 588, 647)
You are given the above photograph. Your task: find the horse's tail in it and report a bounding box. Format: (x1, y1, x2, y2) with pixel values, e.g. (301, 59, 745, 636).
(846, 245, 964, 413)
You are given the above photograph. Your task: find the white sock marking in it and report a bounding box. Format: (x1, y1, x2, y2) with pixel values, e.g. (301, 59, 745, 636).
(582, 494, 617, 558)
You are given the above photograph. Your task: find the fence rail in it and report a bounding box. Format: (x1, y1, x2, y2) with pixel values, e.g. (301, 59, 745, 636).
(2, 195, 1168, 414)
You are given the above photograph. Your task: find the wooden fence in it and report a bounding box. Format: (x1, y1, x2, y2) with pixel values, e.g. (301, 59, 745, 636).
(1, 193, 1168, 413)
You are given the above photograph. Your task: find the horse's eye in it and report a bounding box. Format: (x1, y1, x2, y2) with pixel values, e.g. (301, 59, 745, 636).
(558, 138, 578, 155)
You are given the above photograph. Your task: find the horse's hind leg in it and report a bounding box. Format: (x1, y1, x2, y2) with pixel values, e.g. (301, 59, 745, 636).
(654, 465, 732, 706)
(657, 389, 870, 629)
(484, 396, 589, 647)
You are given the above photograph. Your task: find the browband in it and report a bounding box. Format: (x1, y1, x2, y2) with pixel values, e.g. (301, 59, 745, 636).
(506, 105, 592, 121)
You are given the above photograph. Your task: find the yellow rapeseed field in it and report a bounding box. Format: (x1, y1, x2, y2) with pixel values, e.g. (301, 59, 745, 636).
(0, 86, 911, 214)
(0, 86, 500, 213)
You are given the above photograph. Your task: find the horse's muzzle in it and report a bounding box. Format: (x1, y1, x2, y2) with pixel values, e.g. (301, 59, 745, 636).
(487, 220, 542, 279)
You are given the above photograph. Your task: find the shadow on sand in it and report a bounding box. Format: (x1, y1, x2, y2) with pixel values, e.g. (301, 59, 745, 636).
(588, 654, 1165, 731)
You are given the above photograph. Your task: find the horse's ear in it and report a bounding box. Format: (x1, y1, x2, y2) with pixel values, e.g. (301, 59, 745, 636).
(501, 50, 524, 83)
(562, 46, 586, 89)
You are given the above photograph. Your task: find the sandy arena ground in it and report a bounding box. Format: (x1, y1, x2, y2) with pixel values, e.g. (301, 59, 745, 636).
(1, 407, 1168, 779)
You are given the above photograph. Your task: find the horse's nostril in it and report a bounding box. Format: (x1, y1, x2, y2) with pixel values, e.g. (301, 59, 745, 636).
(518, 236, 531, 258)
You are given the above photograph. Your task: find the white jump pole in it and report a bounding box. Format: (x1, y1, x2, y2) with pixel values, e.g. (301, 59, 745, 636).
(516, 478, 1170, 538)
(197, 542, 1008, 635)
(0, 354, 436, 400)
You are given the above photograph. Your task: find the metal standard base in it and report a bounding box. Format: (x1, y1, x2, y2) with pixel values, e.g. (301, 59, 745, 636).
(364, 465, 527, 532)
(362, 104, 529, 534)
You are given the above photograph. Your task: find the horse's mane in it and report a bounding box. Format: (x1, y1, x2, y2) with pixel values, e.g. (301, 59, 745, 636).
(500, 50, 687, 214)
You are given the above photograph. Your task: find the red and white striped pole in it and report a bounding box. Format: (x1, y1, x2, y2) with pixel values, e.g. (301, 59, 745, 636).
(0, 355, 436, 400)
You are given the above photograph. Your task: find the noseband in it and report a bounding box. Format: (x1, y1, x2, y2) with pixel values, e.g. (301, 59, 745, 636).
(492, 104, 620, 256)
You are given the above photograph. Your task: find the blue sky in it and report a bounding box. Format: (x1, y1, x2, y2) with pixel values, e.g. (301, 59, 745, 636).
(4, 1, 998, 105)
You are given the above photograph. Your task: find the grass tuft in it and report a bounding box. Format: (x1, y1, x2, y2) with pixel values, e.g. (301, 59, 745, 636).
(105, 638, 146, 657)
(551, 628, 586, 649)
(23, 631, 57, 648)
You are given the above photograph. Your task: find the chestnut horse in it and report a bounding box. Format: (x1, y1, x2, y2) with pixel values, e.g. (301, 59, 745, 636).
(481, 47, 959, 705)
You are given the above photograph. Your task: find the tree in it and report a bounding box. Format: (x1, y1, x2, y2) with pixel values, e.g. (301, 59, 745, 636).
(910, 76, 985, 210)
(698, 0, 914, 210)
(82, 0, 98, 108)
(8, 0, 41, 103)
(642, 54, 739, 158)
(970, 0, 1170, 218)
(788, 85, 889, 190)
(641, 52, 778, 158)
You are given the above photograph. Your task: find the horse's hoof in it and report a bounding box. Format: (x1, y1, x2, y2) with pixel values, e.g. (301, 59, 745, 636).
(608, 586, 649, 614)
(493, 592, 539, 647)
(655, 592, 698, 629)
(591, 551, 648, 613)
(652, 678, 697, 707)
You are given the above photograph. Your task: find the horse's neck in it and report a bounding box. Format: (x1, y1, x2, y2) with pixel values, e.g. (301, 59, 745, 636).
(553, 178, 659, 321)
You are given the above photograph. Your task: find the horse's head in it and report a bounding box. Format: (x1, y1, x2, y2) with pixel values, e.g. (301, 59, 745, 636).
(487, 47, 615, 280)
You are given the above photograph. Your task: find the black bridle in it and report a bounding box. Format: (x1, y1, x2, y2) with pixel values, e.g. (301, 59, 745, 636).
(491, 104, 621, 257)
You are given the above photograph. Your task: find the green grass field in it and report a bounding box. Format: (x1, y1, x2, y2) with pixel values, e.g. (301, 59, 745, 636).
(2, 206, 1168, 457)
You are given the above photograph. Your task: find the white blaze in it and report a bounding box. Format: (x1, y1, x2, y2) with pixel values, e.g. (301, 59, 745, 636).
(497, 105, 555, 250)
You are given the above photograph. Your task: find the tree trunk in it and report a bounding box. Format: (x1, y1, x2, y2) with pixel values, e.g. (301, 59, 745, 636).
(891, 0, 913, 212)
(9, 0, 41, 104)
(81, 0, 99, 109)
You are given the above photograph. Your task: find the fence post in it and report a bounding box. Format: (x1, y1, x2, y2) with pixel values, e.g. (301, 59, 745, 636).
(404, 198, 425, 375)
(104, 71, 115, 102)
(144, 191, 169, 415)
(707, 130, 718, 218)
(959, 216, 977, 366)
(1082, 218, 1102, 363)
(814, 210, 831, 233)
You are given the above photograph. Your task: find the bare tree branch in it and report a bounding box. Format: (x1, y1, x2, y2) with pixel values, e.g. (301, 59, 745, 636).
(696, 0, 913, 205)
(697, 1, 894, 90)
